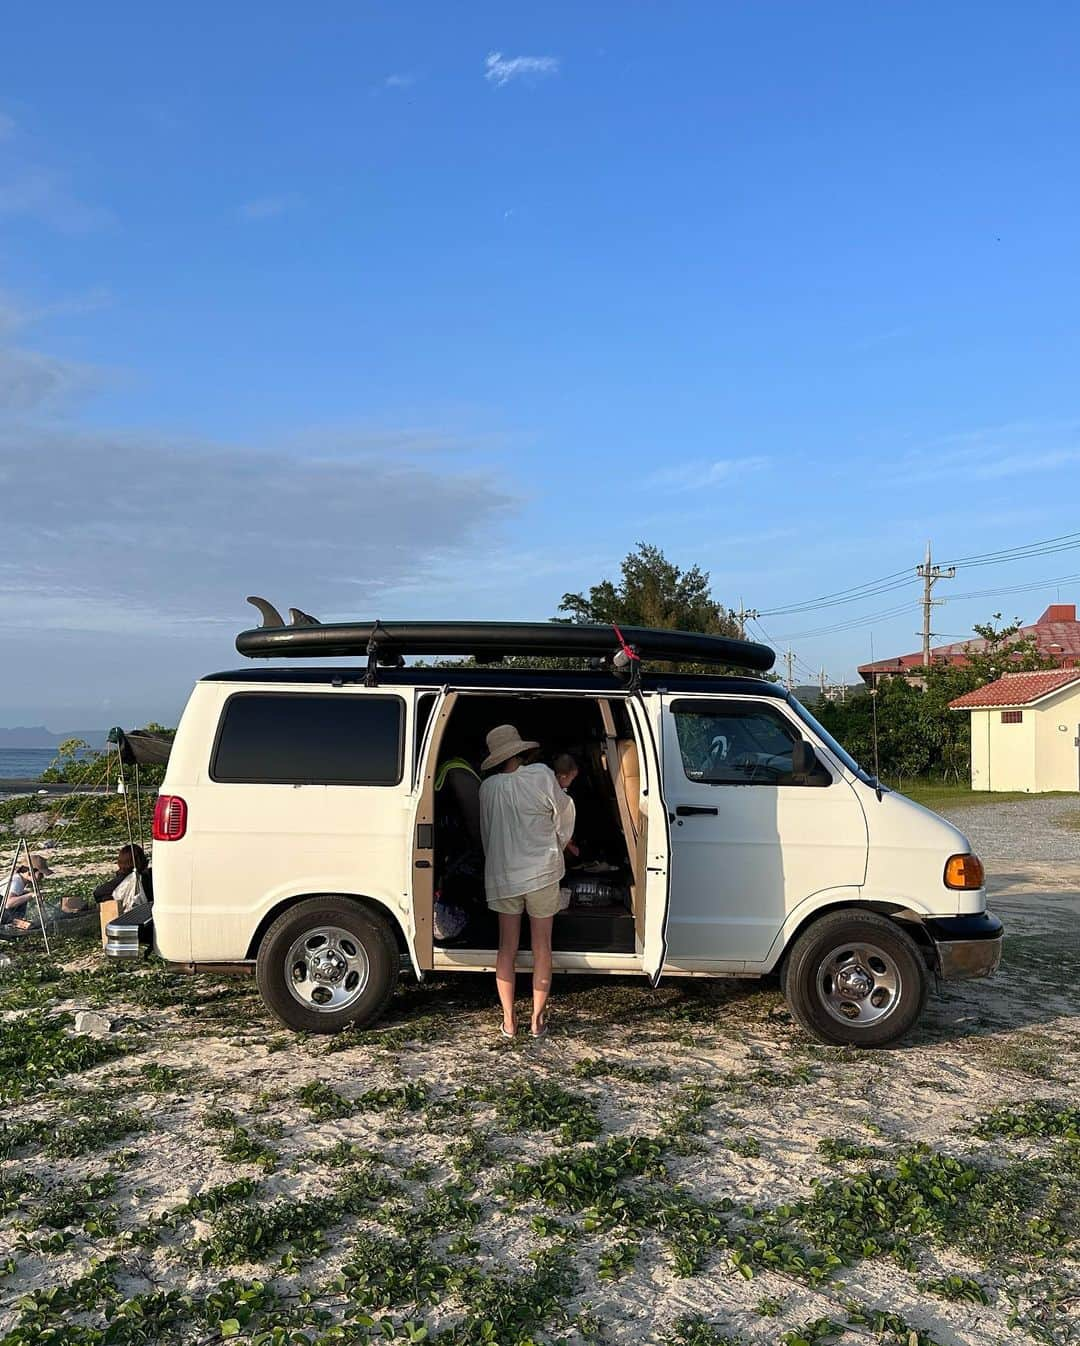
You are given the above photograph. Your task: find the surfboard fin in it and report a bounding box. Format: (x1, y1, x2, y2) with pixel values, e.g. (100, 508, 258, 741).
(288, 608, 321, 626)
(246, 596, 286, 628)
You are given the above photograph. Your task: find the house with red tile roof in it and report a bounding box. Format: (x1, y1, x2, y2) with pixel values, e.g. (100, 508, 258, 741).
(948, 668, 1080, 792)
(858, 604, 1080, 686)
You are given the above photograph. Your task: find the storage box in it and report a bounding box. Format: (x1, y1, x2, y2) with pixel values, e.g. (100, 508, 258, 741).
(98, 899, 119, 949)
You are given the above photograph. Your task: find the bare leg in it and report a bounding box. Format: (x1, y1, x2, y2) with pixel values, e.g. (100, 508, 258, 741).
(495, 912, 522, 1034)
(529, 914, 555, 1035)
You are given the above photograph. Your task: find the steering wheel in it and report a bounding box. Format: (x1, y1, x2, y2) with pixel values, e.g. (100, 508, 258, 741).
(731, 753, 768, 781)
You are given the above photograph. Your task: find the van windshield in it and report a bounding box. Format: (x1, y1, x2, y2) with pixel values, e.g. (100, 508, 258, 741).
(786, 696, 879, 787)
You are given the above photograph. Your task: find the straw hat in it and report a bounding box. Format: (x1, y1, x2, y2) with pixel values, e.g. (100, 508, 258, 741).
(481, 724, 539, 772)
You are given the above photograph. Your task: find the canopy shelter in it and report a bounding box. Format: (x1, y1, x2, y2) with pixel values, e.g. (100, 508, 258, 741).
(107, 728, 172, 768)
(106, 728, 173, 852)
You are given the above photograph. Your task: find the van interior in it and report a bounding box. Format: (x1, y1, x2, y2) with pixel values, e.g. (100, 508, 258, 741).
(432, 695, 645, 955)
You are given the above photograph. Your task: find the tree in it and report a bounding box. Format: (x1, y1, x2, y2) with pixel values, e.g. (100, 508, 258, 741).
(424, 543, 750, 673)
(815, 614, 1061, 782)
(558, 542, 740, 637)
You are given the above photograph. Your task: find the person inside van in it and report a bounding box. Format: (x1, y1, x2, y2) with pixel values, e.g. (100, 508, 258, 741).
(479, 724, 575, 1040)
(433, 755, 483, 944)
(552, 753, 581, 859)
(93, 844, 153, 911)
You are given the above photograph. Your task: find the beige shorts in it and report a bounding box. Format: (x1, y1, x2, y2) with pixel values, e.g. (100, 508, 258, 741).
(488, 882, 562, 919)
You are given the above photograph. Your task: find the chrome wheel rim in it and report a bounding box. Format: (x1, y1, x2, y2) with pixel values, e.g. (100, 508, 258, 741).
(285, 925, 369, 1013)
(815, 941, 902, 1028)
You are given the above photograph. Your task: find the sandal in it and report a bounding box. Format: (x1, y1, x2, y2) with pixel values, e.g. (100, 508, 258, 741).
(530, 1012, 550, 1040)
(499, 1019, 517, 1039)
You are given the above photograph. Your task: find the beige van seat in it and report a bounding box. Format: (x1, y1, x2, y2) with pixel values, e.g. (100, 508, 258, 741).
(602, 736, 641, 849)
(617, 739, 641, 845)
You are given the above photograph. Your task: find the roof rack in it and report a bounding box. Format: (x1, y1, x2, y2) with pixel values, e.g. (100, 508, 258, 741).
(237, 600, 775, 688)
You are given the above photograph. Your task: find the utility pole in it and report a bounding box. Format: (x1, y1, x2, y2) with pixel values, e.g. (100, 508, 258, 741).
(783, 649, 796, 691)
(916, 540, 955, 666)
(735, 600, 759, 639)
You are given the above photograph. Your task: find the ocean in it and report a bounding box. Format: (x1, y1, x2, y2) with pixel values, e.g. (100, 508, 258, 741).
(0, 748, 61, 782)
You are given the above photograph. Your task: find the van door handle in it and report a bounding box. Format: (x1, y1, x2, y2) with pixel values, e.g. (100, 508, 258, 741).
(676, 805, 718, 817)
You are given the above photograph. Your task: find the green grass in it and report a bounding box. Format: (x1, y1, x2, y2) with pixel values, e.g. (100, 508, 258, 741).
(888, 780, 1076, 809)
(1, 842, 1076, 1346)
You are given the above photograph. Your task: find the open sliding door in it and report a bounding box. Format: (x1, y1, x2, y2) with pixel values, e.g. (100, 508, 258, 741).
(625, 696, 671, 984)
(409, 689, 458, 972)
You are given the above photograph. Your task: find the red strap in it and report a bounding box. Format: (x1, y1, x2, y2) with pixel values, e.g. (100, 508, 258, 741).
(611, 622, 641, 661)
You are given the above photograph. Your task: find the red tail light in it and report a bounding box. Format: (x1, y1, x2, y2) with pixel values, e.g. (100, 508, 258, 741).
(153, 795, 188, 841)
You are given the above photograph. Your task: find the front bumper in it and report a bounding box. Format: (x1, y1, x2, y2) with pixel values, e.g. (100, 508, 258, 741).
(104, 902, 154, 959)
(924, 912, 1003, 981)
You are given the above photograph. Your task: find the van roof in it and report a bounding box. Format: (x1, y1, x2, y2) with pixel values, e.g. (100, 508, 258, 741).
(200, 667, 791, 698)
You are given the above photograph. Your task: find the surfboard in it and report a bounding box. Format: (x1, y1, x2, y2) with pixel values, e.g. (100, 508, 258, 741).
(235, 615, 775, 673)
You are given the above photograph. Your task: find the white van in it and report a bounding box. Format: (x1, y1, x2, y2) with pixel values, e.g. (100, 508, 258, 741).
(106, 617, 1002, 1047)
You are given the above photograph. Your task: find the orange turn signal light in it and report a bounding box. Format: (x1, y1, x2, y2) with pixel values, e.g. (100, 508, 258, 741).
(944, 853, 985, 890)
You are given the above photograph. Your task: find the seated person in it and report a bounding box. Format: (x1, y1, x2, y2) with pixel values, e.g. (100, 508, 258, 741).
(2, 853, 52, 924)
(435, 755, 482, 849)
(94, 844, 153, 912)
(433, 756, 482, 942)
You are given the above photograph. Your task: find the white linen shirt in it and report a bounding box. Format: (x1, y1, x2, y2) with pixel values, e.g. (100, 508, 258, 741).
(479, 763, 576, 902)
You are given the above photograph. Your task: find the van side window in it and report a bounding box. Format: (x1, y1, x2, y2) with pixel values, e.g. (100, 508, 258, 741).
(671, 700, 826, 786)
(212, 694, 404, 785)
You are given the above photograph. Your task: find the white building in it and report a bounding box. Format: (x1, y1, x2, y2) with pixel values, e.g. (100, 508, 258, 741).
(950, 670, 1080, 793)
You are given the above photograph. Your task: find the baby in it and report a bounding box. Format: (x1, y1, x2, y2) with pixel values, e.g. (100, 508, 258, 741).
(552, 752, 579, 791)
(552, 754, 580, 857)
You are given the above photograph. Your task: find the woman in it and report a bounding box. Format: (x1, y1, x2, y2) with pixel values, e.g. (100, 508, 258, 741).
(478, 724, 575, 1039)
(93, 844, 153, 912)
(2, 853, 52, 926)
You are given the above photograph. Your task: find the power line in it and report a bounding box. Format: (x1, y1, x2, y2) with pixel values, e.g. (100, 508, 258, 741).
(949, 570, 1080, 602)
(940, 529, 1080, 569)
(757, 526, 1080, 621)
(763, 600, 918, 642)
(758, 573, 917, 618)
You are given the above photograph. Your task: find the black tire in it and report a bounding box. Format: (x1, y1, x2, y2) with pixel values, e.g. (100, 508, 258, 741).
(781, 909, 929, 1047)
(255, 896, 399, 1034)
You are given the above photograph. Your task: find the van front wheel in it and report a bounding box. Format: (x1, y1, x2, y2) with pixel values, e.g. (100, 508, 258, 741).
(255, 896, 399, 1034)
(781, 910, 928, 1047)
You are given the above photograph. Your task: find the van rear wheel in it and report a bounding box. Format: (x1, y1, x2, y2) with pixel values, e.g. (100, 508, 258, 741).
(781, 910, 928, 1047)
(255, 896, 399, 1034)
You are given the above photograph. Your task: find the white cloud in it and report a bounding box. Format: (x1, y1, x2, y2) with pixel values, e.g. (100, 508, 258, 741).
(484, 51, 559, 87)
(381, 73, 416, 89)
(0, 287, 110, 334)
(0, 169, 111, 233)
(889, 421, 1080, 484)
(0, 347, 101, 411)
(0, 289, 111, 409)
(0, 424, 516, 632)
(645, 456, 769, 493)
(237, 194, 301, 221)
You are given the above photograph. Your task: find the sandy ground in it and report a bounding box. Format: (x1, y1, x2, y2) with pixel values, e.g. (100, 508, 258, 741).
(0, 850, 1075, 1345)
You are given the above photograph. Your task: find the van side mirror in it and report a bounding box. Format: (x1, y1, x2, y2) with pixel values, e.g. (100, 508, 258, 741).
(791, 739, 818, 776)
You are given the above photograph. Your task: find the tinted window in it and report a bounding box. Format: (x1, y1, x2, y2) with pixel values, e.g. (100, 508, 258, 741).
(213, 694, 403, 785)
(672, 700, 822, 786)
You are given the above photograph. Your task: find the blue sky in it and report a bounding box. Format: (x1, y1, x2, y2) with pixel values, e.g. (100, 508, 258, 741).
(3, 3, 1080, 726)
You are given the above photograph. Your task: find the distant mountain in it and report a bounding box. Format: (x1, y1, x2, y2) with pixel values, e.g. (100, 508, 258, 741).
(0, 727, 108, 749)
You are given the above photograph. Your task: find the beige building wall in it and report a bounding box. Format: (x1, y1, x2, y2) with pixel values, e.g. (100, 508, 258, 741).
(969, 711, 991, 790)
(983, 709, 1037, 792)
(1034, 686, 1080, 793)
